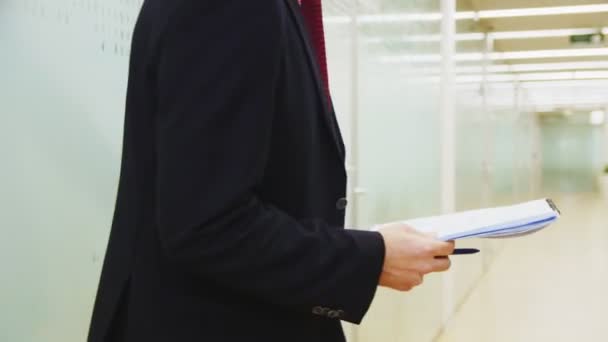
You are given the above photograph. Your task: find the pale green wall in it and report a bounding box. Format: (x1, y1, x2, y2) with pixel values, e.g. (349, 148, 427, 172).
(1, 1, 138, 341)
(541, 118, 605, 193)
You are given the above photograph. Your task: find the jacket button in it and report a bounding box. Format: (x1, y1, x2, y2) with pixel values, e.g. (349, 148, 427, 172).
(312, 306, 325, 315)
(328, 310, 340, 319)
(336, 197, 348, 210)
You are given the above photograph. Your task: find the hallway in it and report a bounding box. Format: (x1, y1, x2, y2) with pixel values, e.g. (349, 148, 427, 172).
(438, 193, 608, 342)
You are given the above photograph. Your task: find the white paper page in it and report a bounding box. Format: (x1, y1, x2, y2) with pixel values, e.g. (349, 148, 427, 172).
(403, 199, 558, 239)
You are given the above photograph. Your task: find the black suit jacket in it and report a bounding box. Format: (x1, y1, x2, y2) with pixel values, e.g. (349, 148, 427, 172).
(88, 1, 385, 341)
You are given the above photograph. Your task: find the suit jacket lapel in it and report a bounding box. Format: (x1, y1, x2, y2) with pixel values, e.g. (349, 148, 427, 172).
(284, 0, 345, 159)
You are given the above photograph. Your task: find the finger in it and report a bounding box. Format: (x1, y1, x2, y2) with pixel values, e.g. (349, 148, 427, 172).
(426, 239, 455, 256)
(401, 272, 423, 290)
(389, 271, 423, 291)
(413, 272, 424, 286)
(413, 257, 452, 274)
(442, 240, 456, 254)
(429, 257, 451, 273)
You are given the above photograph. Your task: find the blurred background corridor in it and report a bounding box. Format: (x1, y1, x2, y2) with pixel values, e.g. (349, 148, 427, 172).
(1, 0, 608, 341)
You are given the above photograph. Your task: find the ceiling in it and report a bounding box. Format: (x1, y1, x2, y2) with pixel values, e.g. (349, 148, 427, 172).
(325, 0, 608, 109)
(458, 0, 608, 62)
(458, 0, 608, 109)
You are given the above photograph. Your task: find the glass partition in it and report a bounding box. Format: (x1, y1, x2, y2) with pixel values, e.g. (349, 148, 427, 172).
(0, 1, 140, 341)
(325, 1, 444, 341)
(325, 1, 542, 340)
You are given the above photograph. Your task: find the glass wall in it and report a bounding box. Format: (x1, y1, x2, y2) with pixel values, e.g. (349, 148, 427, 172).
(540, 113, 605, 193)
(325, 1, 444, 341)
(324, 1, 542, 341)
(0, 1, 140, 341)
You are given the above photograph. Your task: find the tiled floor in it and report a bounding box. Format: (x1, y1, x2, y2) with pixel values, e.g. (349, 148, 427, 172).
(437, 193, 608, 342)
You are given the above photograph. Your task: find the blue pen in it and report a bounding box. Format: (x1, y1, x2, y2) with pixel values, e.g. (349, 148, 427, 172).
(452, 248, 480, 255)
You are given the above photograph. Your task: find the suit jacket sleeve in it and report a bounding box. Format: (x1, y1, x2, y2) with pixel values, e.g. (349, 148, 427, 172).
(154, 1, 384, 324)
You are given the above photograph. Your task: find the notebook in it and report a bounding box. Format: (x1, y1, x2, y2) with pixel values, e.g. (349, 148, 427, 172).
(402, 199, 561, 241)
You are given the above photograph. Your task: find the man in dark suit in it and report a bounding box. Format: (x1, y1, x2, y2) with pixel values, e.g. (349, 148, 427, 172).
(88, 1, 454, 341)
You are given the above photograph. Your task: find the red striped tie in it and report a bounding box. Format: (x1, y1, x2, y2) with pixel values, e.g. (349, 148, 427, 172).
(299, 0, 332, 102)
